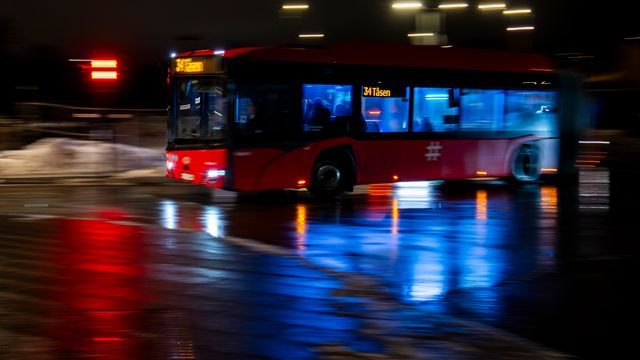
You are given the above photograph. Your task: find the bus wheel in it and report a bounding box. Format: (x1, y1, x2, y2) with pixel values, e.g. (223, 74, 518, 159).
(309, 159, 346, 198)
(511, 144, 541, 182)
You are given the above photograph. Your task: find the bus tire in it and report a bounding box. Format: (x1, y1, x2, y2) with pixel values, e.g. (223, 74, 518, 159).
(510, 144, 541, 182)
(308, 158, 350, 198)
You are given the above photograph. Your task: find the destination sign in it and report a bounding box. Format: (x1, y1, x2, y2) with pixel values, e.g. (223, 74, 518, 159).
(171, 56, 223, 75)
(175, 58, 204, 73)
(362, 85, 405, 98)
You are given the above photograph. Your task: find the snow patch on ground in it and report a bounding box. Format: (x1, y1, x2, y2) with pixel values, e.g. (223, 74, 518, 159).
(0, 138, 164, 178)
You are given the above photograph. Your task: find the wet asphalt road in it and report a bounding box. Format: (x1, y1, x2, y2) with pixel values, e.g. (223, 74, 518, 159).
(1, 165, 638, 359)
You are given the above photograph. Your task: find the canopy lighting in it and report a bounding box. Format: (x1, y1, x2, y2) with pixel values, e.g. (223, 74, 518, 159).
(408, 32, 435, 37)
(478, 3, 506, 10)
(282, 4, 309, 10)
(507, 26, 535, 31)
(392, 2, 423, 9)
(503, 9, 531, 15)
(438, 3, 469, 9)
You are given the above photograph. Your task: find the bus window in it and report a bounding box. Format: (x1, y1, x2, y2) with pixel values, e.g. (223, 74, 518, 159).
(459, 89, 505, 131)
(412, 87, 460, 132)
(361, 86, 409, 133)
(302, 84, 353, 132)
(505, 90, 558, 136)
(176, 79, 227, 140)
(235, 83, 294, 141)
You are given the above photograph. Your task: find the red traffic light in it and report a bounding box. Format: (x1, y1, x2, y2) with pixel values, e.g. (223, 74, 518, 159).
(90, 59, 118, 80)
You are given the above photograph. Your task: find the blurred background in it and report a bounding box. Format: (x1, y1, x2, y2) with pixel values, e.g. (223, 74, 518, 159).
(0, 0, 639, 164)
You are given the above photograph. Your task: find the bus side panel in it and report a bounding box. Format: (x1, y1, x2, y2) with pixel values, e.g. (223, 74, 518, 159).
(538, 138, 560, 172)
(166, 149, 228, 188)
(352, 140, 404, 184)
(440, 139, 512, 179)
(353, 139, 443, 183)
(354, 138, 514, 183)
(232, 138, 356, 191)
(232, 148, 306, 191)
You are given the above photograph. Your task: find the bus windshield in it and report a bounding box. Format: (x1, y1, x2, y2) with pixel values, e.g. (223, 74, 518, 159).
(171, 79, 227, 142)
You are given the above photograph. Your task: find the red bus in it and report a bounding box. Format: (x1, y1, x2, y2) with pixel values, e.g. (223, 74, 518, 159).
(166, 43, 579, 197)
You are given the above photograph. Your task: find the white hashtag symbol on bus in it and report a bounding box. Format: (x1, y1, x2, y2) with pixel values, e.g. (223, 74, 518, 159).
(425, 142, 442, 161)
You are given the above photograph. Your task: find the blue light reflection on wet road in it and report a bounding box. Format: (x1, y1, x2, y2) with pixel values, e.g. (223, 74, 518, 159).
(156, 181, 561, 319)
(151, 169, 636, 358)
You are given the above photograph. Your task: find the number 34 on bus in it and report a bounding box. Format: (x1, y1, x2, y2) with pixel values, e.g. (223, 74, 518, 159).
(165, 43, 583, 197)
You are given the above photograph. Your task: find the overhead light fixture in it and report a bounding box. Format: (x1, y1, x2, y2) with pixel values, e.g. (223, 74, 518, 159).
(282, 4, 309, 10)
(507, 26, 535, 31)
(438, 3, 469, 9)
(478, 3, 506, 10)
(408, 32, 435, 37)
(392, 2, 423, 9)
(298, 33, 324, 38)
(503, 9, 532, 15)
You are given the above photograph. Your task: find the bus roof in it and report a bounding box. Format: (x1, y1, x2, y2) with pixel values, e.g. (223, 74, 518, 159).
(178, 43, 554, 74)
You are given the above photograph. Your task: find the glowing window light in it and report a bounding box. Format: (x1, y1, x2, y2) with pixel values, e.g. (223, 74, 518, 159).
(507, 26, 535, 31)
(392, 2, 423, 9)
(408, 32, 435, 37)
(91, 60, 117, 68)
(425, 94, 449, 100)
(503, 9, 531, 15)
(438, 3, 469, 9)
(91, 71, 118, 79)
(298, 33, 324, 38)
(478, 3, 506, 10)
(282, 4, 309, 10)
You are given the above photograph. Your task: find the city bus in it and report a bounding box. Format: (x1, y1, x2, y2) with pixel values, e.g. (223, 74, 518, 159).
(166, 42, 580, 197)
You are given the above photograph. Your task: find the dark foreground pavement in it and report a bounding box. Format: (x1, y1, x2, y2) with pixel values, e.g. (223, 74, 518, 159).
(0, 209, 567, 360)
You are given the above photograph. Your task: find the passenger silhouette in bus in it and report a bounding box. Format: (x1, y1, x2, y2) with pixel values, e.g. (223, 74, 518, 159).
(309, 99, 331, 130)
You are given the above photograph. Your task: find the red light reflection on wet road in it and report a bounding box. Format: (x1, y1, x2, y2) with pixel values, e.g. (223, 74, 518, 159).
(48, 210, 152, 359)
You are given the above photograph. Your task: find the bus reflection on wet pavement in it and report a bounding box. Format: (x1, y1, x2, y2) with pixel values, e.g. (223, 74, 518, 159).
(0, 167, 637, 359)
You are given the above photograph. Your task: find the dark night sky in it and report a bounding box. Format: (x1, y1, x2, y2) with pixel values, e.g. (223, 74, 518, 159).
(2, 0, 638, 64)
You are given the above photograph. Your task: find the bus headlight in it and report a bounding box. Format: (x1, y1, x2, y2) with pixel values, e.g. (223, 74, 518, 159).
(206, 169, 226, 178)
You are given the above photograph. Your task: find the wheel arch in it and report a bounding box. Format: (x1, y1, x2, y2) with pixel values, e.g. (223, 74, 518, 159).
(311, 145, 357, 192)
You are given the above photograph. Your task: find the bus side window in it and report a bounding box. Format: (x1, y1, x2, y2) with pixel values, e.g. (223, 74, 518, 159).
(302, 84, 353, 132)
(361, 86, 409, 133)
(412, 87, 459, 132)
